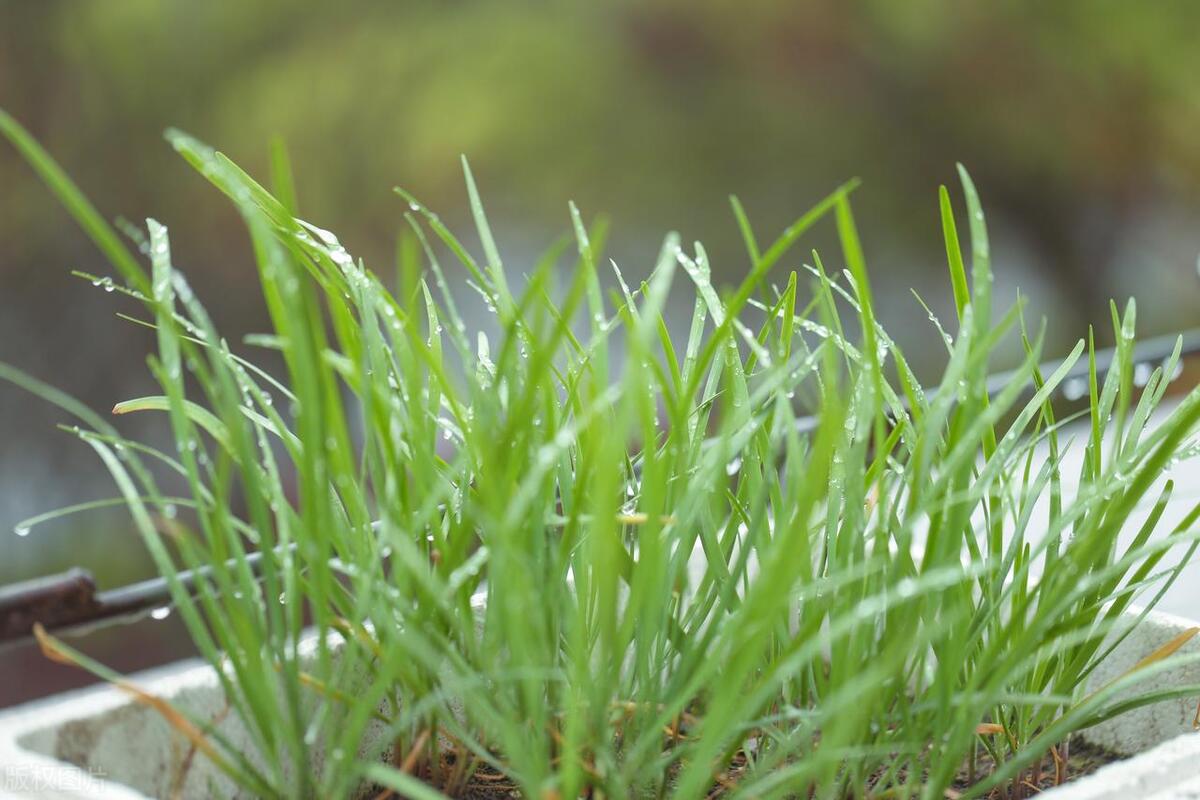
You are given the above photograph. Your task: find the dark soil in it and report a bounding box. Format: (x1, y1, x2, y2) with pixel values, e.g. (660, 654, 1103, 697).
(365, 753, 518, 799)
(946, 739, 1116, 799)
(367, 739, 1118, 799)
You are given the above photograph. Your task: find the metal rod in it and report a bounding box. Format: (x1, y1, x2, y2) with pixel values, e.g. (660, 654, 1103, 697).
(0, 548, 280, 650)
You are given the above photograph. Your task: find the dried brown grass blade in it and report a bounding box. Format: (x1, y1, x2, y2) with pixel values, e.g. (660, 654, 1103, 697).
(1129, 627, 1200, 672)
(34, 623, 227, 769)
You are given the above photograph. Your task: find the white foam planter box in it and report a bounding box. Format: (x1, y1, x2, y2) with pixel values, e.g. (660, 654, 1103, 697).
(0, 607, 1199, 800)
(6, 398, 1200, 799)
(0, 637, 394, 800)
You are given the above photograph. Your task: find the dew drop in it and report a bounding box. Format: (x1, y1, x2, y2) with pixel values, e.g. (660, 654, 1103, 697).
(725, 457, 742, 476)
(13, 525, 30, 538)
(163, 504, 178, 519)
(150, 606, 171, 620)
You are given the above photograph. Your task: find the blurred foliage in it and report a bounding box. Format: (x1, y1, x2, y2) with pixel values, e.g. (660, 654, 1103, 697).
(4, 2, 1200, 325)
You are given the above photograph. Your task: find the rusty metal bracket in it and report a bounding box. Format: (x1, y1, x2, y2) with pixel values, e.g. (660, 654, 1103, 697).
(0, 549, 276, 649)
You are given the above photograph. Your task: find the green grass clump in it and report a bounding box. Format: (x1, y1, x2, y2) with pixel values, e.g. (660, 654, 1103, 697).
(5, 108, 1200, 800)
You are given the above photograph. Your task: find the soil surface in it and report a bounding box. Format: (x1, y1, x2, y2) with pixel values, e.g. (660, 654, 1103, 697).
(367, 740, 1118, 799)
(946, 739, 1116, 799)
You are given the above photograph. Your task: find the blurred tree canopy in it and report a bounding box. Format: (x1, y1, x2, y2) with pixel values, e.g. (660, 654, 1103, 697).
(4, 1, 1199, 323)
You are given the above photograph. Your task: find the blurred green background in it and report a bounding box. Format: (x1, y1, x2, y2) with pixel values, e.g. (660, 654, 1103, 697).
(2, 1, 1199, 704)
